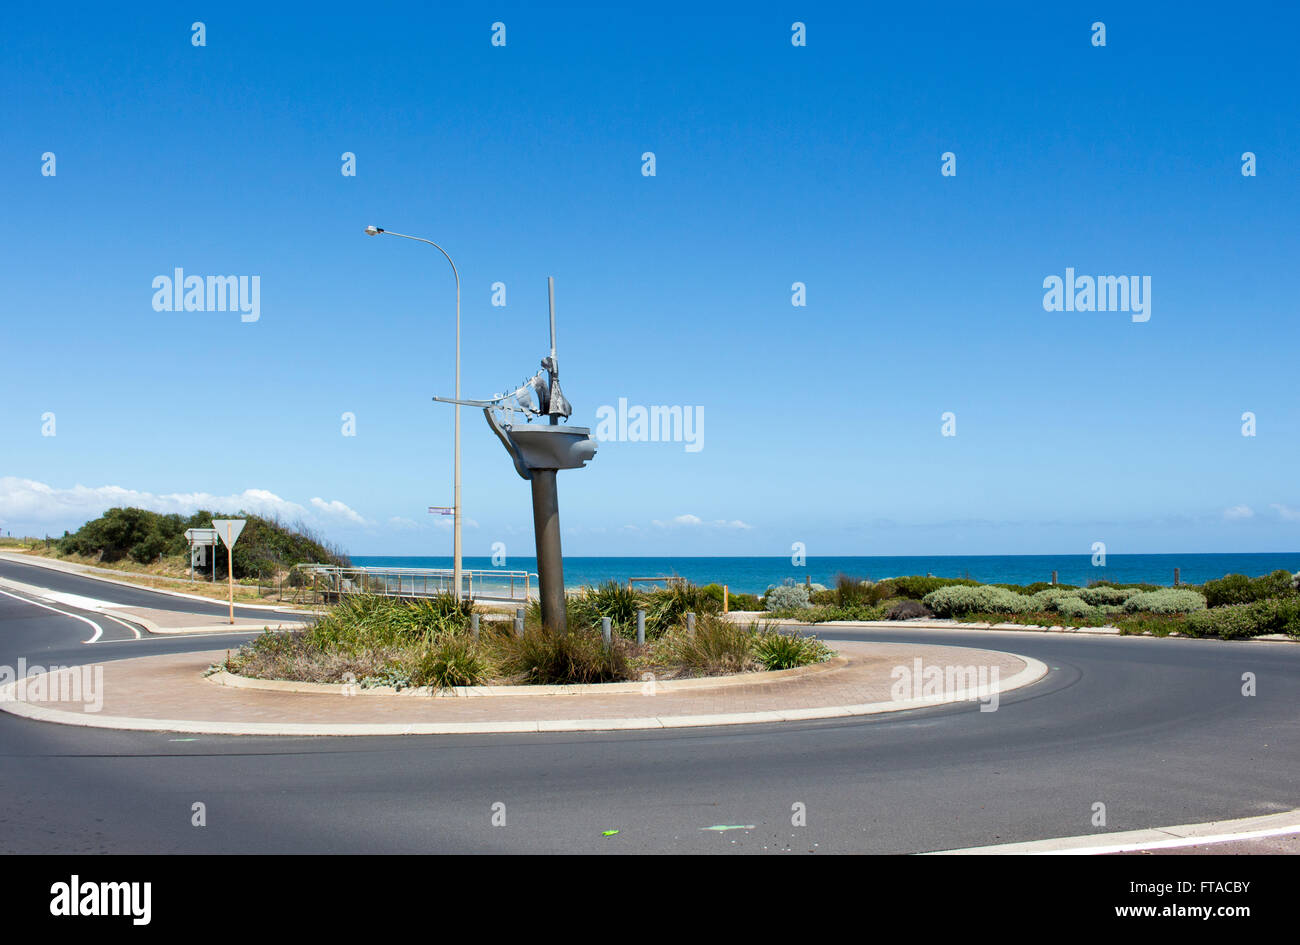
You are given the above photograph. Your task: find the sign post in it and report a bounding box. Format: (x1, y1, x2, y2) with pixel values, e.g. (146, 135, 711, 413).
(184, 528, 218, 583)
(211, 519, 247, 624)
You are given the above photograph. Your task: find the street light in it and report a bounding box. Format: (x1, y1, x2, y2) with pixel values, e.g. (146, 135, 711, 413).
(365, 225, 464, 600)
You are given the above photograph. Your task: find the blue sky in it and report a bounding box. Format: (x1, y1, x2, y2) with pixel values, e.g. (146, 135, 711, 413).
(2, 2, 1298, 557)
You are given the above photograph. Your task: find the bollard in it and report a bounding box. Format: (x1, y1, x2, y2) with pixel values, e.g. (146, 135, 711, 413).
(686, 612, 696, 634)
(515, 608, 525, 637)
(471, 612, 480, 640)
(602, 616, 612, 646)
(1051, 570, 1058, 586)
(723, 584, 729, 613)
(636, 609, 646, 646)
(1174, 567, 1180, 587)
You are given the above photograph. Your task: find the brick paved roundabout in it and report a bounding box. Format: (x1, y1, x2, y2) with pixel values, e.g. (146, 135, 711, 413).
(0, 640, 1046, 735)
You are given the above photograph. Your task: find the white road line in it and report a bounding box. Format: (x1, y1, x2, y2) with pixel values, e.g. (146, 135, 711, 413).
(88, 628, 261, 644)
(42, 590, 125, 610)
(0, 588, 105, 643)
(95, 611, 143, 640)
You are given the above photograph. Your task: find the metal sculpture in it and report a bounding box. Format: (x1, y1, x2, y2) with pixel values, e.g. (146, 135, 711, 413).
(434, 278, 596, 631)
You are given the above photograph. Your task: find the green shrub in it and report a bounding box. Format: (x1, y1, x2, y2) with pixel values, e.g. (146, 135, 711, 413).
(300, 594, 472, 653)
(568, 581, 643, 636)
(922, 585, 1033, 617)
(643, 582, 721, 636)
(1184, 597, 1300, 640)
(753, 629, 832, 670)
(406, 636, 491, 688)
(810, 600, 896, 621)
(698, 583, 764, 610)
(881, 576, 981, 600)
(495, 626, 631, 684)
(765, 583, 812, 611)
(1029, 588, 1081, 610)
(728, 591, 764, 610)
(654, 615, 755, 675)
(1019, 581, 1077, 594)
(1055, 597, 1098, 620)
(831, 574, 887, 607)
(1121, 589, 1207, 614)
(1203, 570, 1296, 608)
(55, 506, 347, 577)
(1079, 586, 1132, 606)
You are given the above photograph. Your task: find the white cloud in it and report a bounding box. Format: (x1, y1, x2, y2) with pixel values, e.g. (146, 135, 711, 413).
(1271, 504, 1300, 522)
(311, 497, 366, 524)
(0, 476, 367, 531)
(651, 512, 752, 530)
(1223, 505, 1255, 520)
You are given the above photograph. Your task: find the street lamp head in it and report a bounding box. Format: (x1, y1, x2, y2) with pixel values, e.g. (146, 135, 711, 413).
(364, 225, 384, 236)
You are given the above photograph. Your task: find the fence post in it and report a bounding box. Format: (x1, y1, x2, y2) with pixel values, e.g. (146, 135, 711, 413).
(1174, 567, 1180, 587)
(471, 613, 480, 641)
(1051, 571, 1058, 586)
(636, 609, 646, 646)
(686, 612, 696, 634)
(602, 616, 611, 646)
(723, 585, 729, 613)
(515, 608, 525, 636)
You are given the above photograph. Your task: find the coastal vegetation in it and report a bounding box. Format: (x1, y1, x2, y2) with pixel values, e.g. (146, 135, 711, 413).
(37, 507, 347, 580)
(226, 588, 832, 689)
(760, 570, 1300, 640)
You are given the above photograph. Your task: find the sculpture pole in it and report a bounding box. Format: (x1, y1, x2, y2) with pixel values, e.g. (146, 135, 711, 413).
(432, 276, 596, 636)
(530, 469, 566, 632)
(534, 277, 566, 631)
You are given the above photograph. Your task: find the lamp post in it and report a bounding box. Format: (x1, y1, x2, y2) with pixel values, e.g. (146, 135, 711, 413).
(364, 225, 463, 600)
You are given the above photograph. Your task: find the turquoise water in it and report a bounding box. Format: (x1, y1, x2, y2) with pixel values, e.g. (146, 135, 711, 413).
(351, 554, 1300, 596)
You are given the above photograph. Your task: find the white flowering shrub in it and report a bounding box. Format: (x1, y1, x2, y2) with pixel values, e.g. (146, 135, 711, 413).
(1121, 588, 1207, 614)
(1055, 597, 1098, 620)
(922, 585, 1033, 617)
(765, 583, 811, 611)
(1030, 588, 1081, 610)
(1079, 586, 1133, 605)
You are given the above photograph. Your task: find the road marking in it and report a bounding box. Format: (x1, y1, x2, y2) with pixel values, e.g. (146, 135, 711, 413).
(0, 588, 105, 643)
(95, 611, 143, 640)
(42, 591, 125, 610)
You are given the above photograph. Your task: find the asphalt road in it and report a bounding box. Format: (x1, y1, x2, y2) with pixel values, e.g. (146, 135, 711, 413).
(0, 556, 286, 626)
(0, 563, 1296, 853)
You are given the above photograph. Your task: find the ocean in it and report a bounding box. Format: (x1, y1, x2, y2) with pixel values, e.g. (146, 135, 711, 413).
(350, 553, 1300, 595)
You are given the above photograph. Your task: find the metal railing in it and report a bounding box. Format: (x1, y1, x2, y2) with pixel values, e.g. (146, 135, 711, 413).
(628, 575, 687, 591)
(285, 565, 534, 604)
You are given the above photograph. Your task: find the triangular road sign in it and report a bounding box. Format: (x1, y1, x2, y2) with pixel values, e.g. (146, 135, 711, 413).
(211, 519, 247, 547)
